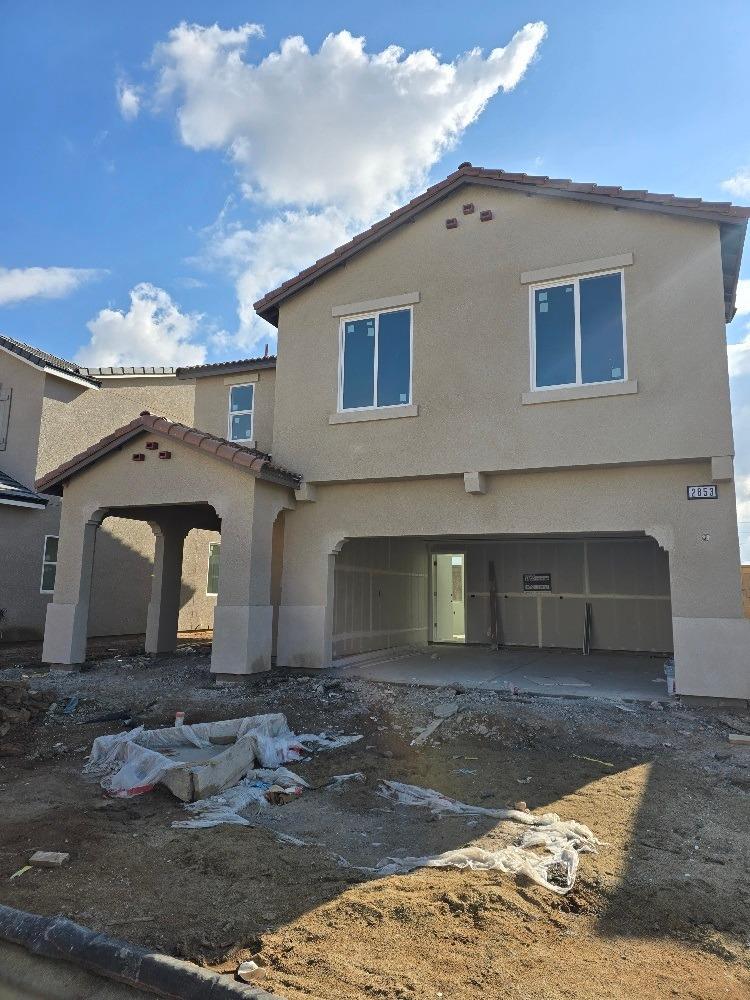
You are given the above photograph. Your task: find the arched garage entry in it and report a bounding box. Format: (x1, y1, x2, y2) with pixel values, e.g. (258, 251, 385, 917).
(331, 533, 673, 675)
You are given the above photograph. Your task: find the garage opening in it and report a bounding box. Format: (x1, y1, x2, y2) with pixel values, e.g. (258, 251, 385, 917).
(332, 533, 673, 663)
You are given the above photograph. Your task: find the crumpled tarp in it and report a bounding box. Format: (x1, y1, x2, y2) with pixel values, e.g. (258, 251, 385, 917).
(85, 713, 362, 798)
(375, 780, 600, 895)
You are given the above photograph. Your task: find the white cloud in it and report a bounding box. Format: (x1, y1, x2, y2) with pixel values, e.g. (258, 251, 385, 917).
(149, 21, 546, 348)
(202, 205, 354, 349)
(76, 283, 206, 367)
(0, 266, 104, 306)
(722, 169, 750, 199)
(728, 328, 750, 378)
(154, 22, 547, 219)
(735, 278, 750, 317)
(116, 77, 142, 121)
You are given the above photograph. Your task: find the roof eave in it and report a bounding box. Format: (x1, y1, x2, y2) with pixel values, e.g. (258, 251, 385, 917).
(254, 170, 750, 326)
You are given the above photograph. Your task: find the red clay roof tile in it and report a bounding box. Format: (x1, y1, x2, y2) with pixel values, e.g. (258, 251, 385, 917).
(36, 413, 301, 494)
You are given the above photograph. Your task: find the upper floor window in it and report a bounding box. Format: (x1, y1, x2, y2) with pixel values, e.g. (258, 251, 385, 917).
(531, 271, 626, 390)
(40, 535, 58, 594)
(228, 384, 254, 443)
(339, 307, 412, 411)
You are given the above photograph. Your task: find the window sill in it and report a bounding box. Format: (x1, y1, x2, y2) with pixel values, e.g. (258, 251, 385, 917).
(231, 438, 256, 449)
(522, 379, 637, 405)
(329, 403, 419, 425)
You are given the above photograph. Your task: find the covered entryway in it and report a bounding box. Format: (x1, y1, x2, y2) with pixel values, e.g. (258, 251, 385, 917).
(35, 413, 298, 677)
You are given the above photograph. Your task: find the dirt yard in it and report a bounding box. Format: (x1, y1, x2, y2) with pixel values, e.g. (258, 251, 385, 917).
(0, 642, 748, 1000)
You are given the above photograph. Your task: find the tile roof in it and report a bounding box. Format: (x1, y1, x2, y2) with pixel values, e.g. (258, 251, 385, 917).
(0, 468, 48, 508)
(35, 412, 301, 495)
(253, 163, 750, 325)
(0, 334, 101, 387)
(80, 366, 177, 377)
(175, 356, 277, 379)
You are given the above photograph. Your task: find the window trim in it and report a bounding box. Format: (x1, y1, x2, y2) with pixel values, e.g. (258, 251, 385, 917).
(337, 305, 413, 414)
(529, 268, 628, 392)
(206, 541, 220, 597)
(227, 383, 255, 443)
(40, 534, 58, 594)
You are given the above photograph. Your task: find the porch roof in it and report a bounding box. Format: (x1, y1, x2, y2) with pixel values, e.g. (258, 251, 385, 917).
(35, 412, 302, 495)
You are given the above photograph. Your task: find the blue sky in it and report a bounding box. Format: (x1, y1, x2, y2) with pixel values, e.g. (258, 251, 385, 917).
(1, 1, 749, 553)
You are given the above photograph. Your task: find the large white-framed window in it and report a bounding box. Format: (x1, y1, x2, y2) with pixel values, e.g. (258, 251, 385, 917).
(227, 384, 254, 443)
(206, 542, 220, 596)
(40, 535, 58, 594)
(338, 306, 412, 412)
(530, 269, 627, 391)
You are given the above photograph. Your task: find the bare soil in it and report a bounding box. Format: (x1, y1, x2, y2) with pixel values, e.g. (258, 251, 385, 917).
(0, 644, 748, 1000)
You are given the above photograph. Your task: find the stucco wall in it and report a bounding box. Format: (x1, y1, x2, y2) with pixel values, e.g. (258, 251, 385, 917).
(37, 375, 196, 478)
(0, 351, 47, 485)
(272, 185, 734, 483)
(193, 369, 276, 454)
(333, 537, 429, 658)
(0, 500, 61, 640)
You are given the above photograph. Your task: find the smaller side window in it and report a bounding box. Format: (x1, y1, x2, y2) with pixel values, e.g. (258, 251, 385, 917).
(228, 384, 254, 442)
(206, 542, 220, 596)
(40, 535, 58, 594)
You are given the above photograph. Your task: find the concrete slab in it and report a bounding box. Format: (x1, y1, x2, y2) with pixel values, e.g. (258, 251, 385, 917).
(337, 644, 670, 701)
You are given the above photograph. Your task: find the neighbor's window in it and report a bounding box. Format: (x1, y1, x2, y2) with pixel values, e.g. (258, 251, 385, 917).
(340, 307, 412, 410)
(40, 535, 58, 594)
(206, 542, 220, 596)
(532, 271, 626, 389)
(228, 384, 254, 442)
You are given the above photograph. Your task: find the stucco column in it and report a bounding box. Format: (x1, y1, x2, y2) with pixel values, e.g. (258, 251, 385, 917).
(211, 480, 293, 678)
(42, 509, 104, 665)
(275, 535, 343, 671)
(145, 522, 189, 655)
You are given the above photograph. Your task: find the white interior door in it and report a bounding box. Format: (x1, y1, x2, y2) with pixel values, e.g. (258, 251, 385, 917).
(433, 553, 466, 642)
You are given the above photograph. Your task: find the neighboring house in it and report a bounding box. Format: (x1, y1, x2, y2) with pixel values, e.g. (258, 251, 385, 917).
(27, 164, 750, 699)
(0, 333, 276, 641)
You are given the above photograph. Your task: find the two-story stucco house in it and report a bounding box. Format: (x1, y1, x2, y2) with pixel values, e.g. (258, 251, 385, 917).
(32, 164, 750, 699)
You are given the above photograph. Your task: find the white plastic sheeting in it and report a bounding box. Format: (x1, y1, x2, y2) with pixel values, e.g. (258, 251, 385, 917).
(85, 713, 362, 798)
(376, 781, 599, 894)
(172, 767, 309, 828)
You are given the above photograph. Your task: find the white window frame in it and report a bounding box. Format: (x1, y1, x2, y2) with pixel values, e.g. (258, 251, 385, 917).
(529, 268, 628, 392)
(40, 534, 58, 594)
(206, 541, 220, 596)
(337, 305, 413, 413)
(227, 383, 254, 443)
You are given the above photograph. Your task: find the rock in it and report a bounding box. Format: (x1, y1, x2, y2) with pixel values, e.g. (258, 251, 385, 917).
(29, 851, 70, 868)
(649, 701, 664, 711)
(433, 702, 459, 719)
(514, 800, 528, 811)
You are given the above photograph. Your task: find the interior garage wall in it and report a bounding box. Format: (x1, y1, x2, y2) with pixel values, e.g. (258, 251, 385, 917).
(88, 519, 219, 637)
(333, 537, 429, 658)
(461, 537, 672, 653)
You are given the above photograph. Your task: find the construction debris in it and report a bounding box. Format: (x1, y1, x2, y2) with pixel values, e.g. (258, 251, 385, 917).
(375, 781, 599, 894)
(29, 851, 70, 868)
(728, 733, 750, 746)
(0, 679, 54, 736)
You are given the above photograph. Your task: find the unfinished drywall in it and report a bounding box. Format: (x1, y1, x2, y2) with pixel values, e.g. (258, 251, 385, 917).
(332, 537, 429, 658)
(459, 536, 672, 652)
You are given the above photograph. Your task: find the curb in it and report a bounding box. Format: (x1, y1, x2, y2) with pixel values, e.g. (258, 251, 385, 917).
(0, 904, 285, 1000)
